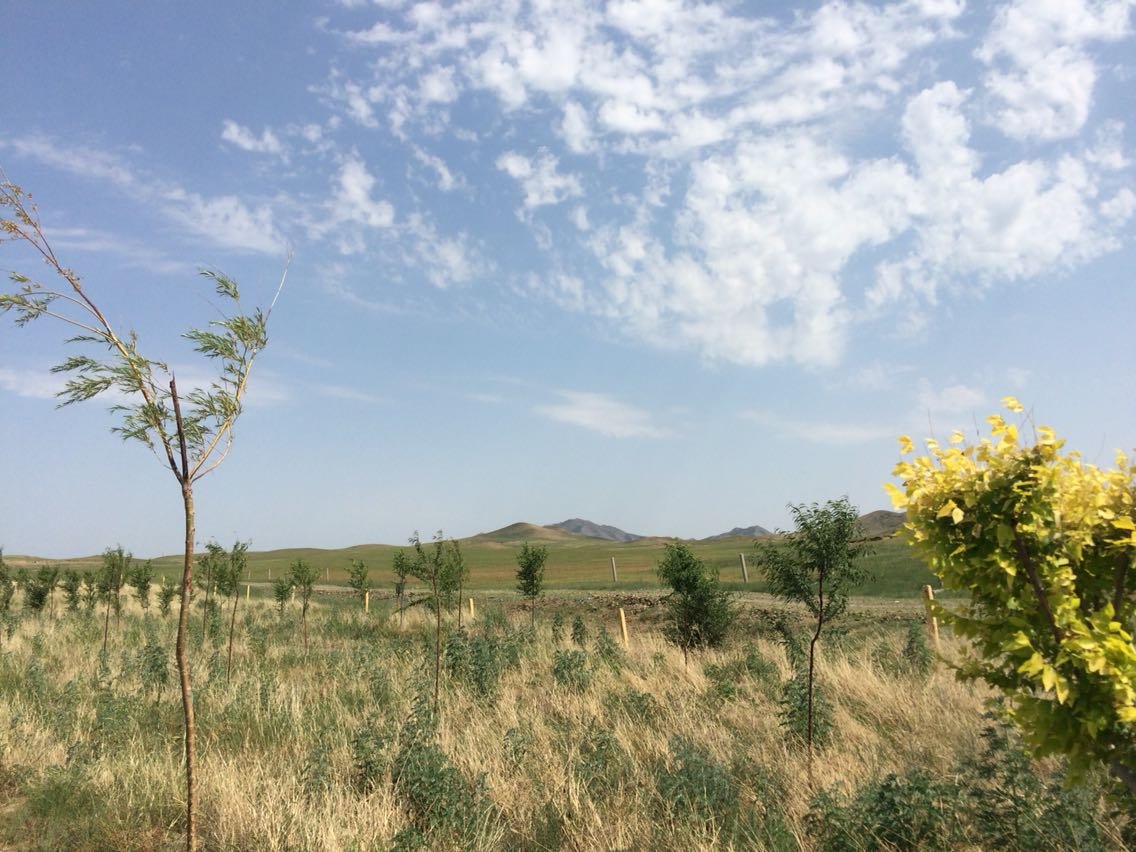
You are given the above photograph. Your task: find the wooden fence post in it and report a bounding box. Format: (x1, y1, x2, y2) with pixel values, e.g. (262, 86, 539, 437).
(468, 597, 475, 619)
(610, 557, 618, 582)
(739, 553, 749, 583)
(922, 585, 941, 654)
(618, 607, 629, 647)
(364, 590, 370, 614)
(245, 584, 250, 602)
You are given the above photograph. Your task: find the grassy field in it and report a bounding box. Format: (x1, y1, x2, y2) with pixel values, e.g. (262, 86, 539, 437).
(0, 591, 1128, 850)
(24, 524, 938, 600)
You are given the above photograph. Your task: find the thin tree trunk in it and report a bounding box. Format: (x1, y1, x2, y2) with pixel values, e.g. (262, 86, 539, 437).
(432, 574, 441, 713)
(172, 381, 198, 852)
(225, 592, 239, 683)
(531, 595, 535, 630)
(102, 594, 112, 655)
(807, 577, 825, 781)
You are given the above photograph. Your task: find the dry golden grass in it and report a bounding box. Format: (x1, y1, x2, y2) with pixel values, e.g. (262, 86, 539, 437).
(0, 595, 1120, 850)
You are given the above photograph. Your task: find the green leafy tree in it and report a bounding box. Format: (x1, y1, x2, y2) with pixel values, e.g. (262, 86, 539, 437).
(288, 558, 319, 652)
(0, 551, 13, 648)
(273, 575, 293, 615)
(656, 543, 734, 666)
(442, 537, 468, 627)
(128, 560, 155, 610)
(1, 180, 285, 851)
(392, 551, 411, 627)
(61, 569, 82, 613)
(347, 558, 371, 611)
(217, 541, 248, 681)
(399, 531, 462, 711)
(99, 546, 131, 652)
(81, 571, 98, 612)
(23, 566, 53, 615)
(157, 575, 178, 617)
(891, 398, 1136, 796)
(755, 498, 869, 764)
(515, 542, 548, 629)
(197, 542, 227, 642)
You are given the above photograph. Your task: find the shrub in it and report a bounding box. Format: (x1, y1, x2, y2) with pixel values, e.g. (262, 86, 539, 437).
(779, 675, 833, 749)
(552, 649, 591, 693)
(656, 736, 738, 828)
(570, 615, 588, 646)
(575, 721, 630, 802)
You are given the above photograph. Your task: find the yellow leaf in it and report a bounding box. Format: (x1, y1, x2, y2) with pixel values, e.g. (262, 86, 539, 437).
(1042, 666, 1056, 692)
(1117, 706, 1136, 724)
(883, 482, 908, 510)
(937, 499, 959, 519)
(1112, 516, 1136, 531)
(952, 506, 964, 524)
(1054, 676, 1069, 704)
(1002, 396, 1024, 413)
(898, 435, 913, 454)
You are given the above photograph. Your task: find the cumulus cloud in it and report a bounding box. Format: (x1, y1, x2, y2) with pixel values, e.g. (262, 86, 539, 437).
(978, 0, 1133, 141)
(537, 390, 668, 438)
(220, 120, 286, 156)
(496, 149, 583, 209)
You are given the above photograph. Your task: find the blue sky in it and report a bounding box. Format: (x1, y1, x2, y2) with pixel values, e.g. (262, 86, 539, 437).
(2, 0, 1134, 558)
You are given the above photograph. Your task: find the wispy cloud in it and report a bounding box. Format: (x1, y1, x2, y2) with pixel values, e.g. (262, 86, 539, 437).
(1, 134, 286, 255)
(740, 410, 896, 446)
(536, 390, 668, 438)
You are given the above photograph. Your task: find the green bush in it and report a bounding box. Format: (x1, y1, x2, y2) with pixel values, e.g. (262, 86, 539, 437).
(779, 674, 833, 748)
(575, 721, 629, 802)
(552, 650, 591, 693)
(656, 735, 738, 828)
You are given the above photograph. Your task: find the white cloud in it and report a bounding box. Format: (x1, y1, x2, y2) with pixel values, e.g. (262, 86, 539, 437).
(3, 135, 285, 255)
(740, 410, 895, 446)
(978, 0, 1134, 140)
(0, 367, 63, 400)
(331, 152, 395, 229)
(560, 100, 594, 153)
(495, 149, 582, 209)
(413, 146, 460, 191)
(220, 120, 285, 156)
(537, 390, 667, 438)
(419, 66, 459, 103)
(914, 380, 986, 414)
(165, 190, 285, 254)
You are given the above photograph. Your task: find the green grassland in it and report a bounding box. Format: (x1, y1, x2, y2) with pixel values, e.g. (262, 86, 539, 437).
(15, 516, 938, 600)
(47, 522, 934, 599)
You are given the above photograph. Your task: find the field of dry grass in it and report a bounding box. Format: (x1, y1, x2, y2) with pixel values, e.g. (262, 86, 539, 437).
(0, 593, 1128, 850)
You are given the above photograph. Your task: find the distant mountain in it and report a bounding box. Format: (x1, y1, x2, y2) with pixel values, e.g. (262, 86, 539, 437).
(857, 510, 906, 538)
(546, 518, 643, 542)
(466, 522, 581, 544)
(704, 525, 773, 540)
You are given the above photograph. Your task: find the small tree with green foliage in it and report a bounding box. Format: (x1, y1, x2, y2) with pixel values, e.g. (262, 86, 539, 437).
(157, 575, 178, 617)
(128, 560, 155, 610)
(443, 539, 468, 628)
(273, 576, 293, 615)
(0, 551, 13, 648)
(755, 497, 869, 765)
(288, 558, 318, 652)
(347, 558, 371, 612)
(2, 180, 285, 852)
(399, 531, 463, 711)
(656, 543, 734, 666)
(392, 551, 410, 627)
(218, 541, 248, 681)
(516, 542, 548, 629)
(197, 542, 227, 642)
(61, 569, 82, 613)
(99, 546, 131, 653)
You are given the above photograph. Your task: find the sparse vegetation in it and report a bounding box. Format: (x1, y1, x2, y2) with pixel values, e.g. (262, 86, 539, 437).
(0, 589, 1125, 849)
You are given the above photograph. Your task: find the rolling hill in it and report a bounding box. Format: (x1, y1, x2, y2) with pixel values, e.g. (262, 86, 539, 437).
(546, 518, 642, 542)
